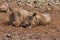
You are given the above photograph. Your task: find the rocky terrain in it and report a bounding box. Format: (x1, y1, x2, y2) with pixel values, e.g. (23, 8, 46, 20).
(0, 0, 60, 40)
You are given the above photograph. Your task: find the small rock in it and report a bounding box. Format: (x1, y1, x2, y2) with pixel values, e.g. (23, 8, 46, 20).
(6, 34, 12, 38)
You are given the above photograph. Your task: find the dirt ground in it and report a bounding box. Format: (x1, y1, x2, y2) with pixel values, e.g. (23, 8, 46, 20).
(0, 1, 60, 40)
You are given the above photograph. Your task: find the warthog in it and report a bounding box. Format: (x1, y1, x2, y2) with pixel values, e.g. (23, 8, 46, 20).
(7, 2, 51, 28)
(8, 9, 51, 28)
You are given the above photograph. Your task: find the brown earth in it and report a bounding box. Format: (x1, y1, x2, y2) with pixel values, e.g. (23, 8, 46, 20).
(0, 1, 60, 40)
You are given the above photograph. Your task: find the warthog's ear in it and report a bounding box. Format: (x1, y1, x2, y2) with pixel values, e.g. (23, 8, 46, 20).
(32, 12, 37, 17)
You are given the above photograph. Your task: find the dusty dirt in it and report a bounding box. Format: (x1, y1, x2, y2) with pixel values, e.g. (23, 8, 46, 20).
(0, 1, 60, 40)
